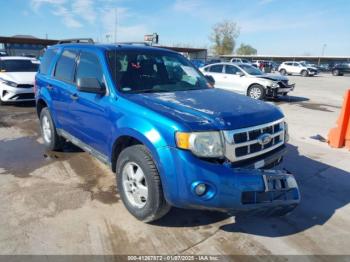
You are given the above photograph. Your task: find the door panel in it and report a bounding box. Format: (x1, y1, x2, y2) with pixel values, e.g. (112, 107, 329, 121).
(69, 92, 111, 156)
(206, 64, 225, 88)
(69, 50, 111, 156)
(221, 65, 246, 94)
(50, 49, 78, 134)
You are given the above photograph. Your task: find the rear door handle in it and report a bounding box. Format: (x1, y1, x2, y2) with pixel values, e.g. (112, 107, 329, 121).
(47, 84, 53, 90)
(70, 93, 79, 100)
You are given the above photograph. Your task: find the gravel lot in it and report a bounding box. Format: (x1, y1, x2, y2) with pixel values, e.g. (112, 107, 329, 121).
(0, 73, 349, 256)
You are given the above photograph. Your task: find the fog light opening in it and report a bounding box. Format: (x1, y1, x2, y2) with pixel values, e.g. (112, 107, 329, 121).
(195, 183, 207, 196)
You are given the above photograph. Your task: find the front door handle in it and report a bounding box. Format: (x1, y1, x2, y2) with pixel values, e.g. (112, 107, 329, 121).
(70, 93, 79, 100)
(47, 84, 53, 90)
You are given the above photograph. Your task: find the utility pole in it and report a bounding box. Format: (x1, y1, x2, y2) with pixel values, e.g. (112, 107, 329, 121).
(114, 8, 118, 44)
(318, 44, 327, 65)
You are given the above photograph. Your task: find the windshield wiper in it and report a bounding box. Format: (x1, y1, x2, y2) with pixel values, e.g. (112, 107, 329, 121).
(126, 88, 170, 94)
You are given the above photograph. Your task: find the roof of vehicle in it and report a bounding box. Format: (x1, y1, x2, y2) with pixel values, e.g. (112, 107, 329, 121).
(49, 43, 178, 54)
(202, 62, 253, 67)
(0, 56, 38, 61)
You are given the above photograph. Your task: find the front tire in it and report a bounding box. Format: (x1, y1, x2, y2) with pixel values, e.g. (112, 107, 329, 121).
(116, 145, 170, 222)
(248, 84, 265, 100)
(301, 70, 309, 77)
(40, 107, 63, 151)
(332, 69, 340, 76)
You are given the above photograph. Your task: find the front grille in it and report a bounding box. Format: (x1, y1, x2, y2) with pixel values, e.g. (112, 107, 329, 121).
(11, 93, 35, 100)
(17, 84, 34, 89)
(223, 119, 285, 162)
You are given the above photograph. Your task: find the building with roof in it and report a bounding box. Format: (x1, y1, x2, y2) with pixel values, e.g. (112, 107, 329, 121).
(0, 35, 207, 60)
(220, 54, 350, 65)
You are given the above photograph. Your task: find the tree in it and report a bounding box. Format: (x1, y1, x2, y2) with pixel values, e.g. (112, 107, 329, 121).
(236, 43, 257, 55)
(209, 20, 240, 55)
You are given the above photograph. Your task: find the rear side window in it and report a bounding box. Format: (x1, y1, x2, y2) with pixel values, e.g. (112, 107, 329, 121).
(208, 64, 223, 73)
(76, 51, 104, 86)
(39, 48, 57, 75)
(54, 50, 78, 83)
(225, 65, 239, 74)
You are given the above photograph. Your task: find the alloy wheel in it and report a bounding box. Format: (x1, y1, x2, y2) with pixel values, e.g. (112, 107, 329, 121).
(249, 87, 262, 99)
(122, 162, 148, 208)
(42, 115, 52, 143)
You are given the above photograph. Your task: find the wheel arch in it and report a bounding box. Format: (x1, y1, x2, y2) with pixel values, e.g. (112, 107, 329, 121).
(36, 98, 48, 118)
(110, 128, 164, 174)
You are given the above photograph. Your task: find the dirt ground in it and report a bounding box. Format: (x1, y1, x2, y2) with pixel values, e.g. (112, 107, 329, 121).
(0, 74, 349, 256)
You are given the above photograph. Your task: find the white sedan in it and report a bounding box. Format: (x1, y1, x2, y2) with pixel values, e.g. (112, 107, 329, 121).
(200, 62, 295, 100)
(0, 56, 39, 104)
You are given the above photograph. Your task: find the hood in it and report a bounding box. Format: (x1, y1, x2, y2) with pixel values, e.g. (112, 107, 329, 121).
(255, 73, 288, 82)
(126, 88, 284, 131)
(0, 72, 36, 84)
(307, 67, 318, 71)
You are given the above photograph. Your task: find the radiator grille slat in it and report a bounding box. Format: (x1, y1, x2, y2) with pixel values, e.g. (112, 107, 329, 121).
(223, 119, 285, 162)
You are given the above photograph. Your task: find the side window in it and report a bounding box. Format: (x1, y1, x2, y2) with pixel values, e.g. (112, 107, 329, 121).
(54, 50, 78, 83)
(76, 51, 104, 86)
(293, 63, 300, 67)
(208, 64, 223, 73)
(285, 62, 292, 66)
(225, 65, 239, 74)
(39, 48, 58, 75)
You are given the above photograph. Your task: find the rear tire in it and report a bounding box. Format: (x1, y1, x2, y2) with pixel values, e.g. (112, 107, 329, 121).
(301, 70, 308, 77)
(280, 69, 287, 75)
(116, 145, 170, 222)
(248, 84, 265, 100)
(40, 107, 64, 151)
(332, 69, 340, 76)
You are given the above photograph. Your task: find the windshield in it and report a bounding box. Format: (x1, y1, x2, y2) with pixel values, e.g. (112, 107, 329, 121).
(107, 50, 211, 93)
(0, 59, 39, 72)
(239, 64, 264, 75)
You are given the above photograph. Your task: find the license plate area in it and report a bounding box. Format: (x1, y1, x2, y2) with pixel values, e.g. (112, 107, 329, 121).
(263, 175, 289, 192)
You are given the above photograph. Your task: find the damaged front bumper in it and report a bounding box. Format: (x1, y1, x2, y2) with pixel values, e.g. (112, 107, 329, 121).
(157, 147, 300, 215)
(267, 83, 295, 97)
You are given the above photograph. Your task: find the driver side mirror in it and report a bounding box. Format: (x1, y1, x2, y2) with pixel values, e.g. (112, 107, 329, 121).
(205, 75, 215, 86)
(236, 71, 244, 77)
(77, 77, 106, 95)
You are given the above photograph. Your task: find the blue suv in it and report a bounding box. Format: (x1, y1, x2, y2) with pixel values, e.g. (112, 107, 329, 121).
(35, 42, 300, 222)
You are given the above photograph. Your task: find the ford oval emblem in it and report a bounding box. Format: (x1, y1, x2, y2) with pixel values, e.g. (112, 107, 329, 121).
(257, 133, 272, 145)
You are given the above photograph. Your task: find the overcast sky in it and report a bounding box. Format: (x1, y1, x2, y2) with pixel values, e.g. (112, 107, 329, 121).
(1, 0, 350, 55)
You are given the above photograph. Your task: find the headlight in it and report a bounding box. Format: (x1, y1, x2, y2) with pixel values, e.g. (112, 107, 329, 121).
(271, 82, 280, 88)
(0, 78, 17, 87)
(176, 131, 224, 158)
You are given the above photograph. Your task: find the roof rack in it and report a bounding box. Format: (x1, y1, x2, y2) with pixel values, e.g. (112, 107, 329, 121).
(57, 38, 94, 44)
(117, 42, 150, 46)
